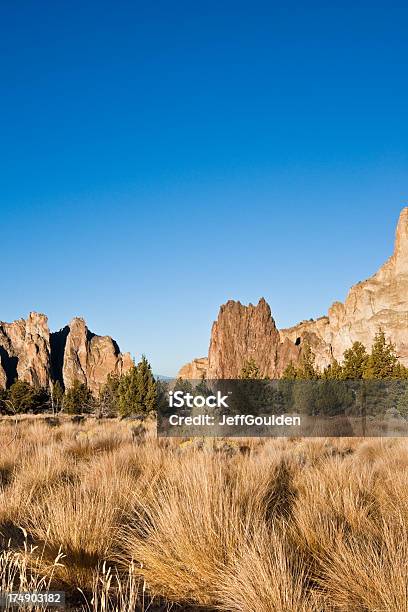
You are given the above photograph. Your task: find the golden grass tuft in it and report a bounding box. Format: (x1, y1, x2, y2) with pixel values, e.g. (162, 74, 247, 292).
(0, 416, 408, 610)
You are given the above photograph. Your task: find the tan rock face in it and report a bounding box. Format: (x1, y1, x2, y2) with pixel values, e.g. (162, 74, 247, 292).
(281, 207, 408, 369)
(0, 363, 6, 389)
(207, 298, 282, 378)
(17, 313, 51, 388)
(178, 357, 208, 379)
(0, 313, 133, 394)
(0, 314, 50, 389)
(0, 322, 20, 388)
(179, 207, 408, 378)
(178, 298, 301, 379)
(62, 318, 133, 394)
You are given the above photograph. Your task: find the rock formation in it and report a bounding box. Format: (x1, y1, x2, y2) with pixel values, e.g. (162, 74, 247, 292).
(281, 206, 408, 370)
(180, 299, 300, 379)
(0, 314, 50, 389)
(177, 357, 208, 380)
(17, 313, 51, 388)
(0, 313, 133, 393)
(0, 363, 6, 389)
(207, 298, 300, 378)
(179, 207, 408, 378)
(62, 317, 133, 395)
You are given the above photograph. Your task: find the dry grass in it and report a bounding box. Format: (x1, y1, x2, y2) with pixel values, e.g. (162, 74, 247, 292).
(0, 416, 408, 610)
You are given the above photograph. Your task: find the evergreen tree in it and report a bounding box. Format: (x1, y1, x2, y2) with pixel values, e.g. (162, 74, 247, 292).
(363, 331, 399, 379)
(97, 373, 120, 418)
(156, 379, 171, 415)
(117, 356, 157, 417)
(296, 342, 319, 380)
(6, 381, 49, 414)
(390, 361, 408, 379)
(195, 374, 212, 397)
(138, 355, 157, 413)
(173, 377, 194, 395)
(50, 380, 64, 414)
(281, 361, 297, 379)
(63, 380, 93, 414)
(322, 359, 343, 380)
(117, 366, 138, 417)
(396, 384, 408, 417)
(0, 389, 7, 414)
(342, 342, 368, 379)
(240, 358, 262, 379)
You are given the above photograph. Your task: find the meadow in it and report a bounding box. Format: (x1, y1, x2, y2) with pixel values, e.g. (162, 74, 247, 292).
(0, 415, 407, 611)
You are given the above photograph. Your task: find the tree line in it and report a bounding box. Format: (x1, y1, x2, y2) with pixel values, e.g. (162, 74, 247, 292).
(240, 330, 408, 381)
(2, 332, 408, 417)
(0, 355, 158, 417)
(239, 331, 408, 418)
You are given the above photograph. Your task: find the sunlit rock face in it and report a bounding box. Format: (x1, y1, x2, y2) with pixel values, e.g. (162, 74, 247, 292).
(17, 312, 51, 388)
(179, 208, 408, 378)
(0, 313, 132, 394)
(0, 313, 50, 389)
(62, 317, 133, 394)
(178, 298, 300, 379)
(281, 207, 408, 369)
(206, 298, 300, 378)
(178, 357, 208, 380)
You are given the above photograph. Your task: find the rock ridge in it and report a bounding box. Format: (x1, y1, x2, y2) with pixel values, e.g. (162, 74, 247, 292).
(179, 207, 408, 378)
(0, 314, 133, 394)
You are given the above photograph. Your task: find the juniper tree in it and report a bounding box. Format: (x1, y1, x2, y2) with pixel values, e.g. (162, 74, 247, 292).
(363, 331, 399, 379)
(240, 358, 262, 379)
(342, 342, 368, 379)
(63, 380, 93, 415)
(97, 373, 120, 418)
(139, 355, 157, 413)
(6, 381, 49, 414)
(296, 342, 319, 380)
(322, 359, 343, 380)
(281, 361, 297, 379)
(117, 356, 157, 417)
(50, 380, 64, 414)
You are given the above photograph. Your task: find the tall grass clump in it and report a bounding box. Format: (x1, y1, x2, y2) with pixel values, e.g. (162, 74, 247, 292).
(1, 416, 408, 610)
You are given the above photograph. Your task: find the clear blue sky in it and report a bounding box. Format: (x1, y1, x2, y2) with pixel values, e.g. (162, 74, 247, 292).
(1, 2, 407, 375)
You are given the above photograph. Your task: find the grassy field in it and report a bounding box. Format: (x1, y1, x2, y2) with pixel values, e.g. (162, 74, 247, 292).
(0, 415, 407, 611)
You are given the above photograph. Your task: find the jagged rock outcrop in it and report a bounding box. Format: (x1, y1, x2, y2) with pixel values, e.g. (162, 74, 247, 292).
(0, 314, 50, 388)
(207, 298, 300, 378)
(179, 207, 408, 378)
(0, 313, 133, 393)
(179, 299, 300, 379)
(62, 317, 133, 394)
(178, 357, 208, 380)
(281, 207, 408, 369)
(17, 313, 51, 388)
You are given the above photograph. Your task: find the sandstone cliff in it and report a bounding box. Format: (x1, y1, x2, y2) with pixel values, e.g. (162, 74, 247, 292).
(281, 206, 408, 370)
(0, 313, 133, 393)
(177, 357, 208, 380)
(207, 298, 300, 378)
(0, 314, 50, 389)
(179, 207, 408, 378)
(62, 317, 133, 394)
